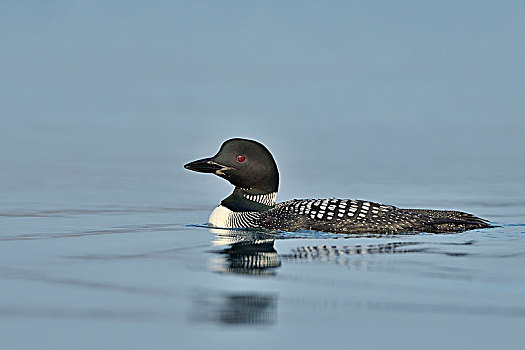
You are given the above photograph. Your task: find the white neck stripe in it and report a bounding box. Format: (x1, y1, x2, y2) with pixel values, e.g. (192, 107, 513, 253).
(242, 192, 277, 206)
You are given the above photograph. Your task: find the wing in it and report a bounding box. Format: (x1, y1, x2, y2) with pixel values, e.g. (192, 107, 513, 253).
(257, 198, 491, 234)
(257, 198, 426, 234)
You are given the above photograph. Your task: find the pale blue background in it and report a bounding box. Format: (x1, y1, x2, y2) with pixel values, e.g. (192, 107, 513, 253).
(1, 1, 524, 349)
(2, 0, 524, 178)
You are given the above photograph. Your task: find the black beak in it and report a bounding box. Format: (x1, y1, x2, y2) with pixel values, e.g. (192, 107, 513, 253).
(184, 157, 229, 173)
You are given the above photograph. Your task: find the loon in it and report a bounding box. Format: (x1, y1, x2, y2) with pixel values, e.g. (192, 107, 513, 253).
(184, 138, 493, 234)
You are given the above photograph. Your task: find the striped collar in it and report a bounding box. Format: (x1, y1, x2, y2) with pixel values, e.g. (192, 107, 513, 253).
(242, 192, 277, 206)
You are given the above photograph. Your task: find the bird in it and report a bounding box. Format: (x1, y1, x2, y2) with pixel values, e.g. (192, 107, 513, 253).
(184, 138, 493, 234)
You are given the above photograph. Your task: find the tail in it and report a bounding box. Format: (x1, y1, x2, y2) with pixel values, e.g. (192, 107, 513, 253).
(402, 209, 495, 233)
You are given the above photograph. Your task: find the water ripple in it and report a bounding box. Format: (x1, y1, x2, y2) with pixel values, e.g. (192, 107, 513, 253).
(0, 223, 188, 241)
(0, 206, 209, 218)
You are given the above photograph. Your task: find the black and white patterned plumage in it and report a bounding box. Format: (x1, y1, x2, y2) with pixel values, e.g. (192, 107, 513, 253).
(185, 138, 493, 235)
(216, 198, 491, 234)
(257, 198, 491, 234)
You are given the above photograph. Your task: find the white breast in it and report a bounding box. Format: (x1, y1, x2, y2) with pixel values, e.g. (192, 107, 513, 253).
(208, 205, 233, 228)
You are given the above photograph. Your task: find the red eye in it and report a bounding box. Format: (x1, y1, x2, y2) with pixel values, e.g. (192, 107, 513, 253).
(236, 155, 245, 163)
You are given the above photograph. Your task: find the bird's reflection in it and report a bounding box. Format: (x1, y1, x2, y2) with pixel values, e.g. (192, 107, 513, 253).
(185, 229, 280, 326)
(209, 227, 474, 275)
(281, 241, 427, 261)
(201, 229, 475, 326)
(210, 228, 281, 275)
(189, 289, 277, 326)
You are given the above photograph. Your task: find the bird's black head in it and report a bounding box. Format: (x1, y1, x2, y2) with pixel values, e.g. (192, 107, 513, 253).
(184, 138, 279, 194)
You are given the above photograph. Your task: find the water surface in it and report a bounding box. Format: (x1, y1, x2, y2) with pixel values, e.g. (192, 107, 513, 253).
(2, 1, 525, 349)
(1, 135, 524, 349)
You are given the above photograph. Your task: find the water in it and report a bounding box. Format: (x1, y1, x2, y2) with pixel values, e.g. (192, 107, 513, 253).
(2, 2, 525, 349)
(1, 123, 524, 350)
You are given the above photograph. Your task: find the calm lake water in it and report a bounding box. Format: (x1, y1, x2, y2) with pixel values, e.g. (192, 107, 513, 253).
(2, 1, 525, 348)
(1, 122, 524, 350)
